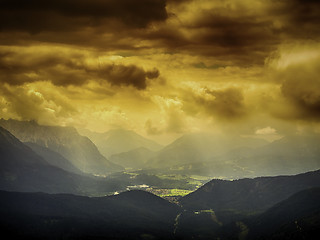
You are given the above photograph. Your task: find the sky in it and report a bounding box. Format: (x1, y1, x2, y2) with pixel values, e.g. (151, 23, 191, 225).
(0, 0, 320, 144)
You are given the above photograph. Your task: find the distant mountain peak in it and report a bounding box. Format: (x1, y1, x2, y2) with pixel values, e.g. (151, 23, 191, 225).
(78, 127, 162, 158)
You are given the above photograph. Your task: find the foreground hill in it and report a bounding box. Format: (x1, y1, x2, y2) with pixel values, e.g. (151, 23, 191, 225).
(180, 169, 320, 212)
(79, 128, 163, 158)
(245, 187, 320, 239)
(0, 119, 123, 174)
(0, 190, 180, 239)
(0, 126, 126, 195)
(175, 187, 320, 240)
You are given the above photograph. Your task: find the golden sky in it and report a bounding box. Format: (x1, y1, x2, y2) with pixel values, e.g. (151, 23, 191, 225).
(0, 0, 320, 143)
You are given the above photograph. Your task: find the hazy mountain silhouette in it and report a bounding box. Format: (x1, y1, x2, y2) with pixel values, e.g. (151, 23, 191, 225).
(0, 119, 123, 174)
(162, 161, 252, 180)
(147, 133, 267, 169)
(25, 142, 82, 174)
(0, 190, 180, 239)
(110, 147, 156, 169)
(180, 169, 320, 212)
(0, 126, 127, 195)
(78, 128, 163, 158)
(231, 134, 320, 176)
(146, 133, 320, 178)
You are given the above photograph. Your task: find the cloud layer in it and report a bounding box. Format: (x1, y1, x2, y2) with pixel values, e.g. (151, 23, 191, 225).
(0, 0, 320, 141)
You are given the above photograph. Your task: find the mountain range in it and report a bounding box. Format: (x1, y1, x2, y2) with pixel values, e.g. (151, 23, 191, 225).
(145, 132, 320, 178)
(228, 134, 320, 176)
(3, 119, 318, 179)
(0, 126, 127, 195)
(147, 133, 268, 168)
(78, 128, 163, 158)
(0, 119, 123, 174)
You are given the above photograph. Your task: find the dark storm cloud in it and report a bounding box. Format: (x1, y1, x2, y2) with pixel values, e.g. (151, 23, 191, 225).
(0, 0, 319, 67)
(0, 49, 160, 89)
(143, 0, 320, 66)
(132, 4, 278, 66)
(93, 64, 160, 89)
(0, 49, 84, 85)
(280, 58, 320, 120)
(272, 0, 320, 38)
(184, 87, 246, 119)
(203, 88, 246, 119)
(186, 13, 277, 65)
(0, 0, 167, 33)
(166, 0, 192, 5)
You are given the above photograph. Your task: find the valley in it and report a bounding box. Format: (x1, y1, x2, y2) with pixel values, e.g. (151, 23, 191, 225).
(101, 171, 210, 201)
(1, 172, 320, 240)
(0, 119, 320, 239)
